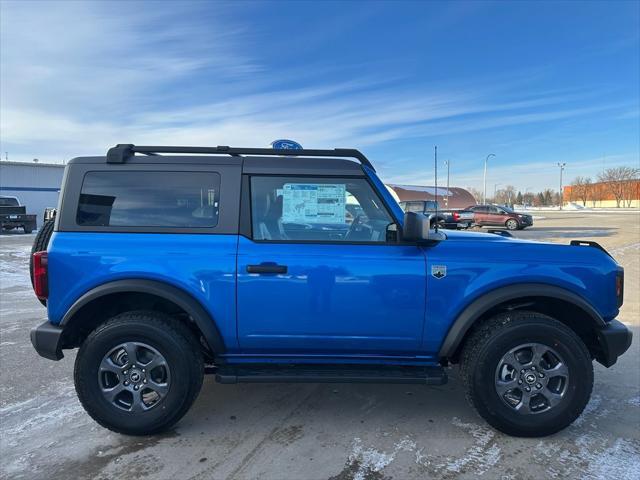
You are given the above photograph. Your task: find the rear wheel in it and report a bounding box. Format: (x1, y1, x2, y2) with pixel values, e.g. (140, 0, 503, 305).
(460, 311, 593, 437)
(74, 311, 204, 435)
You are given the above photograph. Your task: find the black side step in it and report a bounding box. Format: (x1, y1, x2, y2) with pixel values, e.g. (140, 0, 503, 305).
(215, 364, 447, 385)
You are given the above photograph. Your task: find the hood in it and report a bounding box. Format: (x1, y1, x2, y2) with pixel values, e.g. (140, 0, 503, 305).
(441, 228, 618, 269)
(443, 229, 520, 242)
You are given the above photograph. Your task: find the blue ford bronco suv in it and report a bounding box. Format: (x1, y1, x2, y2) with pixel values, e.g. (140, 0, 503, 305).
(30, 144, 631, 437)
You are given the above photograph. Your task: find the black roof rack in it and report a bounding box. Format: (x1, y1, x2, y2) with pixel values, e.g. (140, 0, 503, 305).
(106, 144, 375, 171)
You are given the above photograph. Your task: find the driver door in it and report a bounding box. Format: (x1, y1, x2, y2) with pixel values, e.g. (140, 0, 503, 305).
(486, 206, 505, 225)
(236, 175, 427, 354)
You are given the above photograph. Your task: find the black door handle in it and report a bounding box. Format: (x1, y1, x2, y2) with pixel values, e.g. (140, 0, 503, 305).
(247, 263, 288, 274)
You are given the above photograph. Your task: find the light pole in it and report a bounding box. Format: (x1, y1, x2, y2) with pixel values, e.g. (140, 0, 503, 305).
(557, 162, 566, 210)
(444, 160, 450, 207)
(483, 153, 495, 204)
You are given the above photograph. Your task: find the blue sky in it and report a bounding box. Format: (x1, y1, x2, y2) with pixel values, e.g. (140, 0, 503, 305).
(1, 0, 638, 191)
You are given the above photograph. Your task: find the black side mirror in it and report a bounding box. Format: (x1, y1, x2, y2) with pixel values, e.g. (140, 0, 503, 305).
(403, 212, 429, 241)
(402, 212, 445, 242)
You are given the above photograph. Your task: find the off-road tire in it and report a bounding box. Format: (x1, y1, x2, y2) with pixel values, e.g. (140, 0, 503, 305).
(460, 311, 593, 437)
(29, 219, 55, 304)
(74, 311, 204, 436)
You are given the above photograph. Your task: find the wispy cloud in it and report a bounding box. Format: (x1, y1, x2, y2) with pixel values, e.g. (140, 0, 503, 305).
(1, 1, 638, 191)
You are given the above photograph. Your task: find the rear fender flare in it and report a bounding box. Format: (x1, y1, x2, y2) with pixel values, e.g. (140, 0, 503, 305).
(61, 279, 225, 353)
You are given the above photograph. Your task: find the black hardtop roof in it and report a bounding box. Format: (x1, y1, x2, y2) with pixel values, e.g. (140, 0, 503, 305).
(67, 144, 373, 176)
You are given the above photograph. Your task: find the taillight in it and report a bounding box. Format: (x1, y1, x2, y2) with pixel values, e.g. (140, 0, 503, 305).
(32, 251, 48, 300)
(453, 212, 460, 221)
(616, 270, 624, 308)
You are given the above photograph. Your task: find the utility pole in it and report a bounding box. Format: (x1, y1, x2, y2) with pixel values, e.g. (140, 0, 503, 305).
(483, 153, 495, 204)
(444, 160, 450, 207)
(557, 162, 566, 210)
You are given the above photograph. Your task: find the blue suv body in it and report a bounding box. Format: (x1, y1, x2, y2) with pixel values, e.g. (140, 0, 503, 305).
(30, 144, 631, 437)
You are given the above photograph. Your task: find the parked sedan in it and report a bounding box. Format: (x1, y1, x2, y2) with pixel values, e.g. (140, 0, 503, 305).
(467, 205, 533, 230)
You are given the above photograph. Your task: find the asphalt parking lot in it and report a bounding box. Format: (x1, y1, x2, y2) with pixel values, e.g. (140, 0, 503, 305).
(1, 211, 639, 480)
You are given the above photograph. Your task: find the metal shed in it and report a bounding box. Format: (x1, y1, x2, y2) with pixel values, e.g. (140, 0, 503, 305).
(386, 184, 477, 209)
(0, 161, 65, 225)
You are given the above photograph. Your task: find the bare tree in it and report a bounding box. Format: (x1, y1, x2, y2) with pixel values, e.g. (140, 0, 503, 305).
(622, 168, 639, 207)
(466, 187, 484, 204)
(523, 192, 535, 206)
(571, 176, 592, 206)
(598, 167, 639, 208)
(492, 185, 517, 206)
(584, 177, 592, 207)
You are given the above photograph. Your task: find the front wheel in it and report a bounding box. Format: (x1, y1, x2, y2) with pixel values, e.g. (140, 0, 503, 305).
(74, 311, 204, 435)
(505, 218, 519, 230)
(460, 311, 593, 437)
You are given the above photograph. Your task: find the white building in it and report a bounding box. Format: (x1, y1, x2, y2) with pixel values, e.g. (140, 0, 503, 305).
(0, 161, 65, 225)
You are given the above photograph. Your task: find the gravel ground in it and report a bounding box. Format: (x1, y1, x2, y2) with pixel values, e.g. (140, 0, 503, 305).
(1, 211, 639, 480)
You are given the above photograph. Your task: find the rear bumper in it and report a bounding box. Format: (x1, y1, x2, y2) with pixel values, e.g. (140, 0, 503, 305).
(595, 319, 632, 367)
(443, 221, 475, 229)
(30, 321, 64, 360)
(1, 220, 31, 228)
(456, 221, 475, 229)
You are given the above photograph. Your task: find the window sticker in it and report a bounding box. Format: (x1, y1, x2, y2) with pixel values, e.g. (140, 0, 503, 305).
(281, 183, 346, 224)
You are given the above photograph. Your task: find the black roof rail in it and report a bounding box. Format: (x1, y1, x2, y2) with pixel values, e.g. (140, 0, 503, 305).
(487, 229, 513, 238)
(105, 144, 375, 171)
(570, 240, 612, 257)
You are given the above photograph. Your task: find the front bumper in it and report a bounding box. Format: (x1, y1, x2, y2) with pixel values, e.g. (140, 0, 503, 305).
(595, 319, 632, 367)
(30, 321, 64, 360)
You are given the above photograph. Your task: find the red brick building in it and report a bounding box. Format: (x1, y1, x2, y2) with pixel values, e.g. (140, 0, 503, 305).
(563, 179, 640, 208)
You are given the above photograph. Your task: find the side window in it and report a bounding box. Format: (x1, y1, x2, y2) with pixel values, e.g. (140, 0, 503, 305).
(488, 206, 500, 214)
(77, 171, 220, 228)
(250, 176, 393, 242)
(403, 202, 425, 213)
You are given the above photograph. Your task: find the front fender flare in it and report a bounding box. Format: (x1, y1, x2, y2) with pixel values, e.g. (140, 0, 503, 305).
(61, 279, 226, 354)
(438, 283, 605, 359)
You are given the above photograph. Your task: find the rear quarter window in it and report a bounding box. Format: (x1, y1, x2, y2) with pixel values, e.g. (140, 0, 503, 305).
(0, 197, 19, 206)
(76, 171, 220, 228)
